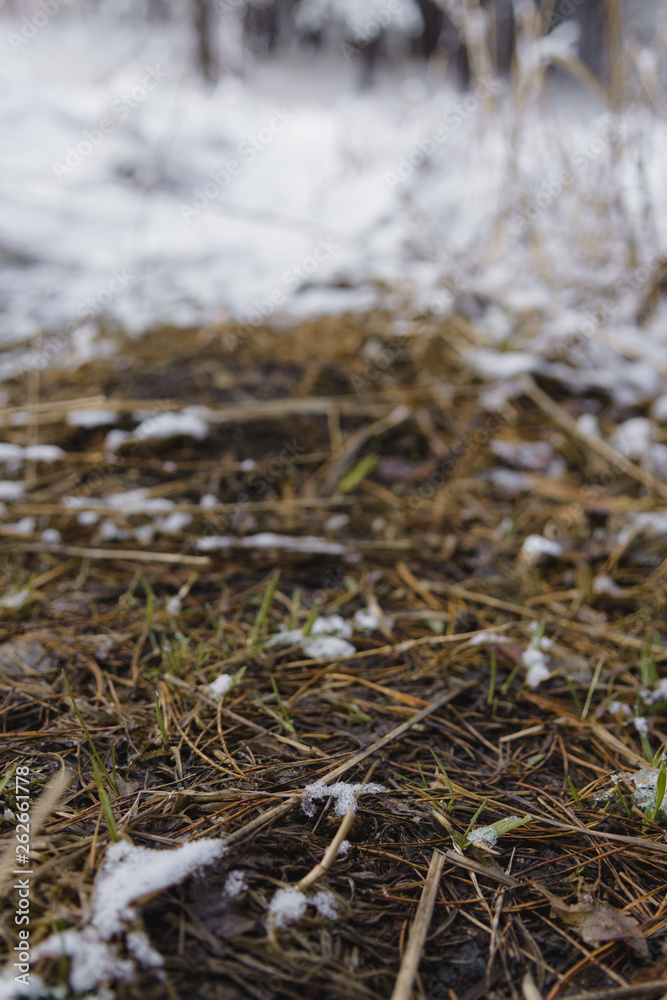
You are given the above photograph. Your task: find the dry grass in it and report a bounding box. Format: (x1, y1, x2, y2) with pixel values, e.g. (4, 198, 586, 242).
(1, 311, 667, 1000)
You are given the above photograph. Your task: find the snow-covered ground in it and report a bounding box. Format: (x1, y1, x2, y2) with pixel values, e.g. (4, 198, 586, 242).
(2, 8, 667, 406)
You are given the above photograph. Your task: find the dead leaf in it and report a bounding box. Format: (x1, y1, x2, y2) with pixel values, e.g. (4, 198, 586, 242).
(531, 882, 649, 957)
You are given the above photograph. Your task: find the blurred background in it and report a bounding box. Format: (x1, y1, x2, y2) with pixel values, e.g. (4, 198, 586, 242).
(1, 0, 667, 396)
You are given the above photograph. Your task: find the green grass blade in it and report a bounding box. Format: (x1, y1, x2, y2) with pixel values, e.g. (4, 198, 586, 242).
(581, 657, 604, 721)
(90, 756, 118, 842)
(652, 762, 666, 822)
(63, 671, 119, 797)
(465, 797, 488, 837)
(251, 570, 281, 645)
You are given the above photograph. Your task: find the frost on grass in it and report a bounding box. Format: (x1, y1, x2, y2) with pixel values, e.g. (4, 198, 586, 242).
(302, 779, 385, 817)
(615, 768, 667, 816)
(467, 825, 500, 849)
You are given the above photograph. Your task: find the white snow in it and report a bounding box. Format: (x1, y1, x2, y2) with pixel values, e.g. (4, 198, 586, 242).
(522, 647, 551, 689)
(0, 443, 63, 466)
(197, 533, 348, 555)
(66, 408, 118, 428)
(154, 512, 192, 534)
(337, 839, 352, 855)
(469, 632, 508, 646)
(207, 674, 235, 701)
(267, 887, 308, 930)
(92, 839, 227, 939)
(633, 716, 650, 738)
(608, 700, 632, 717)
(301, 779, 385, 817)
(0, 481, 23, 500)
(133, 412, 209, 442)
(312, 889, 338, 920)
(521, 535, 564, 559)
(490, 439, 554, 471)
(301, 635, 356, 658)
(223, 870, 248, 899)
(0, 589, 29, 609)
(642, 679, 667, 705)
(41, 528, 61, 544)
(609, 417, 654, 459)
(266, 885, 339, 930)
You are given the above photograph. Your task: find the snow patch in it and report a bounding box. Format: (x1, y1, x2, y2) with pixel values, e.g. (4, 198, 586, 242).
(301, 779, 385, 817)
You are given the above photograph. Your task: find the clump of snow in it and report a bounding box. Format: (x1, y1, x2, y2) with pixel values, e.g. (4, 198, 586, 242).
(134, 412, 209, 441)
(32, 927, 135, 994)
(78, 510, 100, 527)
(593, 574, 624, 596)
(200, 493, 218, 508)
(337, 839, 352, 856)
(352, 607, 393, 631)
(633, 716, 650, 738)
(0, 589, 29, 609)
(309, 615, 352, 638)
(41, 528, 62, 544)
(324, 513, 350, 531)
(521, 535, 564, 559)
(92, 839, 227, 939)
(0, 443, 63, 466)
(467, 825, 500, 849)
(487, 469, 534, 495)
(267, 887, 308, 930)
(1, 517, 35, 534)
(651, 395, 667, 424)
(575, 413, 601, 438)
(223, 870, 248, 899)
(301, 779, 385, 817)
(154, 512, 192, 534)
(266, 616, 357, 659)
(67, 408, 118, 428)
(266, 886, 339, 930)
(607, 701, 632, 717)
(312, 889, 338, 920)
(642, 679, 667, 705)
(197, 533, 348, 555)
(0, 481, 24, 500)
(490, 439, 554, 471)
(522, 647, 551, 689)
(126, 931, 164, 971)
(166, 595, 182, 616)
(207, 674, 235, 701)
(302, 635, 356, 657)
(609, 417, 653, 459)
(469, 632, 508, 646)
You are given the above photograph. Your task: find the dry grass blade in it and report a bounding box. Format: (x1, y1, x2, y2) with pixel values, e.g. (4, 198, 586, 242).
(390, 849, 446, 1000)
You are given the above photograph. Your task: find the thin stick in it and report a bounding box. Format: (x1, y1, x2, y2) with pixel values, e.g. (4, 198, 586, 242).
(390, 849, 446, 1000)
(297, 809, 355, 891)
(0, 542, 210, 566)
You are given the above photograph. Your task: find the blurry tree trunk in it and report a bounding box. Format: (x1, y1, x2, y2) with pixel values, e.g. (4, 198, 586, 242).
(193, 0, 217, 83)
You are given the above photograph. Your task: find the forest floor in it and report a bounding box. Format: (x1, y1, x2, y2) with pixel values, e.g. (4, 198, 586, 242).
(1, 312, 667, 1000)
